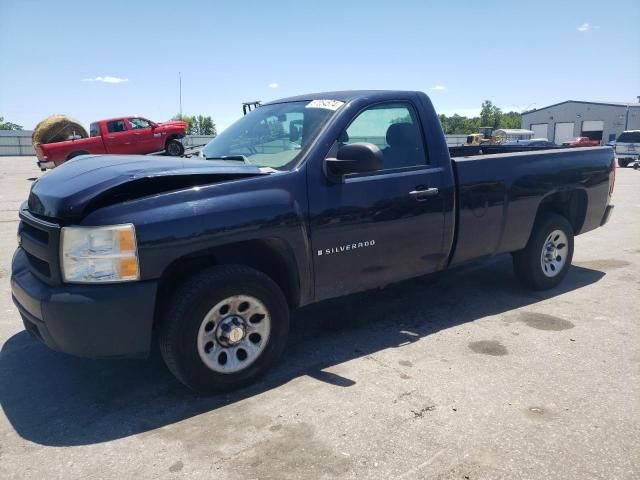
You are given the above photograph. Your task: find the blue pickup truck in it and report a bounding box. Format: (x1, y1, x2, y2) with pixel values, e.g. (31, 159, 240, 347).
(11, 90, 615, 392)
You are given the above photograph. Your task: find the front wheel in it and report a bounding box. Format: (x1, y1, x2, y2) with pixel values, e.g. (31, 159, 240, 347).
(158, 265, 290, 393)
(512, 213, 574, 290)
(165, 139, 185, 156)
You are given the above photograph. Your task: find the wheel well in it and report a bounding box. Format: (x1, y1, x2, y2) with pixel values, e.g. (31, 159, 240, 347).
(155, 238, 300, 316)
(66, 150, 89, 161)
(535, 190, 588, 234)
(166, 134, 184, 144)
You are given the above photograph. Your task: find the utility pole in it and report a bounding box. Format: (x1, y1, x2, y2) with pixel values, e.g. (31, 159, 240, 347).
(179, 72, 182, 117)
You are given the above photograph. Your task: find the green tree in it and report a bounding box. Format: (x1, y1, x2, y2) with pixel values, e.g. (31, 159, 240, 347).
(176, 114, 217, 136)
(0, 116, 23, 130)
(437, 101, 521, 135)
(499, 111, 522, 129)
(175, 113, 195, 134)
(480, 100, 503, 128)
(195, 115, 217, 136)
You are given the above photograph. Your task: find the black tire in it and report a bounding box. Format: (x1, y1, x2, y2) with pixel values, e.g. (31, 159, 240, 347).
(618, 159, 629, 168)
(66, 150, 89, 161)
(165, 139, 184, 156)
(512, 213, 574, 290)
(158, 265, 290, 393)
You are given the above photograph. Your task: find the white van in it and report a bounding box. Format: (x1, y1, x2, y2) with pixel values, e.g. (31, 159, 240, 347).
(615, 130, 640, 167)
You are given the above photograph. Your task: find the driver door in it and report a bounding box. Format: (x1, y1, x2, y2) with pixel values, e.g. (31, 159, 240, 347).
(308, 101, 448, 301)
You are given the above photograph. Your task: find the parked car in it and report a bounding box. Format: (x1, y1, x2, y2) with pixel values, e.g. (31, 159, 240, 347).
(11, 90, 615, 393)
(562, 137, 600, 147)
(614, 130, 640, 167)
(34, 117, 188, 170)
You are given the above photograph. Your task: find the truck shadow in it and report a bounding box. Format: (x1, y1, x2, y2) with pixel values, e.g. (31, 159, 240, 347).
(0, 256, 605, 446)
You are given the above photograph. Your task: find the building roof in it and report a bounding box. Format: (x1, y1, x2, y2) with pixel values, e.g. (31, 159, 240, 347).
(523, 100, 640, 115)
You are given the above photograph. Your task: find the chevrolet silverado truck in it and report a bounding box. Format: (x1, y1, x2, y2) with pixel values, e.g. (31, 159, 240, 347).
(35, 117, 188, 170)
(11, 91, 615, 393)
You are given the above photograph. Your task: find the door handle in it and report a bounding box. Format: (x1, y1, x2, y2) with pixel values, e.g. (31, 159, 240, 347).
(107, 136, 115, 140)
(409, 187, 439, 201)
(134, 133, 141, 136)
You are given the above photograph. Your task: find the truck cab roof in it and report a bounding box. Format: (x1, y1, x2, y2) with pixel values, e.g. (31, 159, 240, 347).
(263, 90, 422, 105)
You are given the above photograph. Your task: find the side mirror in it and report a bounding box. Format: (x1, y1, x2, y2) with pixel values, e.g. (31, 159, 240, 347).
(325, 142, 383, 181)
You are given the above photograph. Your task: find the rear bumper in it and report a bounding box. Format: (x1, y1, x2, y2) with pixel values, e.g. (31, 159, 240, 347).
(37, 160, 55, 170)
(601, 204, 614, 226)
(11, 249, 158, 359)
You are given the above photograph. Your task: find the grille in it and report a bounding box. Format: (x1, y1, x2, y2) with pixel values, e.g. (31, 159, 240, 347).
(18, 207, 61, 285)
(21, 220, 49, 244)
(24, 251, 51, 277)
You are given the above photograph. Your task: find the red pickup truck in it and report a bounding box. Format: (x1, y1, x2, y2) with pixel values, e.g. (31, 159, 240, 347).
(562, 137, 600, 147)
(35, 117, 188, 170)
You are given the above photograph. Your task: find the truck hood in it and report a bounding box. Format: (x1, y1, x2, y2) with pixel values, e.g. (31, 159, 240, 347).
(28, 155, 268, 221)
(158, 120, 188, 129)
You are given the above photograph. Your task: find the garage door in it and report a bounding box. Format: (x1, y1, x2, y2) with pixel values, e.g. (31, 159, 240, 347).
(582, 120, 604, 141)
(582, 120, 604, 132)
(531, 123, 549, 139)
(554, 122, 575, 144)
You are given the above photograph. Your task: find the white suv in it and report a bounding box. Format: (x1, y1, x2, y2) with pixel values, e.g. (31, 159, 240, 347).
(615, 130, 640, 167)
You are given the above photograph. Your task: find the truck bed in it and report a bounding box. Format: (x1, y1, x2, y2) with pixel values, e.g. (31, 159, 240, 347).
(450, 146, 614, 266)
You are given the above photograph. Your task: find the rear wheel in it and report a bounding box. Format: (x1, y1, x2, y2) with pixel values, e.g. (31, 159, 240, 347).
(618, 159, 629, 168)
(166, 139, 184, 156)
(512, 213, 574, 290)
(158, 265, 290, 393)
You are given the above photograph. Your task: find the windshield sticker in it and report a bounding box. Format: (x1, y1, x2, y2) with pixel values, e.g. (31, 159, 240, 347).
(306, 99, 345, 111)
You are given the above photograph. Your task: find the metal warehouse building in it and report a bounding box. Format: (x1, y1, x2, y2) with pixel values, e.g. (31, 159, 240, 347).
(520, 100, 640, 145)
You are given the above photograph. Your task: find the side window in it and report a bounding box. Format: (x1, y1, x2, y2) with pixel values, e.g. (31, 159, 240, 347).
(343, 103, 427, 169)
(89, 122, 100, 137)
(107, 120, 127, 133)
(129, 118, 151, 129)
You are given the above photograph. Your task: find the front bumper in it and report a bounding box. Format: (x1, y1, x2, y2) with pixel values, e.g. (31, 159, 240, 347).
(601, 204, 614, 226)
(11, 249, 158, 359)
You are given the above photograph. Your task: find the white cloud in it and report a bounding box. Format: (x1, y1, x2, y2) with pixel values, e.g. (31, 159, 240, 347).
(268, 83, 279, 89)
(82, 76, 129, 84)
(577, 23, 599, 32)
(430, 85, 446, 91)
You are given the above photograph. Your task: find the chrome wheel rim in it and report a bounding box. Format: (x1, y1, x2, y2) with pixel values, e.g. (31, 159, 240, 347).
(540, 229, 568, 278)
(197, 295, 271, 374)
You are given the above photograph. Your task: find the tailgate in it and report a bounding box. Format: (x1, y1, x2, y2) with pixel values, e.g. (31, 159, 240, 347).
(34, 144, 45, 161)
(617, 143, 638, 155)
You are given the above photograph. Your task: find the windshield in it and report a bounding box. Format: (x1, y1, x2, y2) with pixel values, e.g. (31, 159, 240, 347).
(201, 100, 342, 170)
(617, 131, 640, 143)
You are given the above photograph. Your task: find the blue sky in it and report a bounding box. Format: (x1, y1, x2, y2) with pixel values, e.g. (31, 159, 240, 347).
(1, 0, 639, 131)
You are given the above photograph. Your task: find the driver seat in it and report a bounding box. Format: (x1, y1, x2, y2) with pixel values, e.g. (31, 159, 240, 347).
(383, 123, 423, 169)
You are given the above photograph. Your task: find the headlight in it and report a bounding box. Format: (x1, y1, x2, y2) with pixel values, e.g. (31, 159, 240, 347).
(60, 224, 140, 283)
